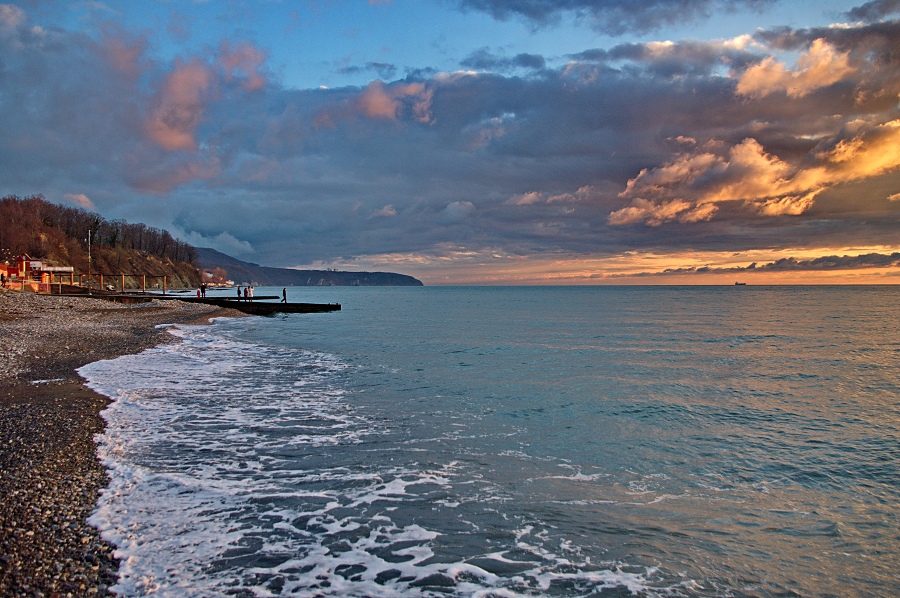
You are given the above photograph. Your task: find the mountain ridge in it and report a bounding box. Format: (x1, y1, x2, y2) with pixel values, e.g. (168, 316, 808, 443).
(195, 247, 423, 287)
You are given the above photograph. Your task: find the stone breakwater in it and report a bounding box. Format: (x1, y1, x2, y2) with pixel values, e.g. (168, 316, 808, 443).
(0, 290, 238, 597)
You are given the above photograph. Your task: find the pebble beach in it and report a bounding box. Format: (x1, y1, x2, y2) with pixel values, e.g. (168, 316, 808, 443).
(0, 290, 239, 597)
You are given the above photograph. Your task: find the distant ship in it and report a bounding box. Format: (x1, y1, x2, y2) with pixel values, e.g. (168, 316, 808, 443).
(735, 282, 747, 285)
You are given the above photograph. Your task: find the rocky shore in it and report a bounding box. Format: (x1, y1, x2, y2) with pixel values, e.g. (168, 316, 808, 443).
(0, 290, 240, 597)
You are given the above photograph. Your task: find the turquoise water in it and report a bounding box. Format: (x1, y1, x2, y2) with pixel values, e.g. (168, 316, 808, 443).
(81, 286, 900, 596)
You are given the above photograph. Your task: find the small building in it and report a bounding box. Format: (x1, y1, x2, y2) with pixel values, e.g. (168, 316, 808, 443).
(16, 254, 75, 284)
(15, 254, 37, 278)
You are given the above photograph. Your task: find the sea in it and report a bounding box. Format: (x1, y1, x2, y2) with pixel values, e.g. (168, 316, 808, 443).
(77, 286, 900, 597)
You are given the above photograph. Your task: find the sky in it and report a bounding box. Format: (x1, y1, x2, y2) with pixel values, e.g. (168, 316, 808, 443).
(0, 0, 898, 285)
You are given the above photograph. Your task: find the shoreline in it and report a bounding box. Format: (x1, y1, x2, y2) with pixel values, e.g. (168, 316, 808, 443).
(0, 290, 241, 596)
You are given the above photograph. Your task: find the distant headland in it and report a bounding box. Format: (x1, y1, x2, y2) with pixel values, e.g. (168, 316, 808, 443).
(196, 247, 423, 287)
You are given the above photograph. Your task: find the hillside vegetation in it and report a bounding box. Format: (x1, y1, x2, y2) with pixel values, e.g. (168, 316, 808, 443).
(0, 195, 201, 288)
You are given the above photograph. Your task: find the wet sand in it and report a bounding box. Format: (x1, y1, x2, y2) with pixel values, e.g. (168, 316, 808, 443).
(0, 290, 241, 596)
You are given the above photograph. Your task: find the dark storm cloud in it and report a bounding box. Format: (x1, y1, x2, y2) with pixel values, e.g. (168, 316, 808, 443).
(456, 0, 775, 35)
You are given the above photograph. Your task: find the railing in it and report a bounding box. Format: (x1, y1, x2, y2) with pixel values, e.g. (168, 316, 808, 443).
(2, 274, 170, 294)
(1, 279, 44, 292)
(77, 274, 169, 293)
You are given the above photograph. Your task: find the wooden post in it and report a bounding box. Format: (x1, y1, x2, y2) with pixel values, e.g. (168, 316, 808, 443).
(99, 274, 103, 289)
(121, 274, 125, 292)
(163, 276, 167, 295)
(142, 275, 146, 293)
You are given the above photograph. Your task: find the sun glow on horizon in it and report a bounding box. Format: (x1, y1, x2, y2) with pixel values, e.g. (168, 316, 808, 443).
(288, 245, 900, 285)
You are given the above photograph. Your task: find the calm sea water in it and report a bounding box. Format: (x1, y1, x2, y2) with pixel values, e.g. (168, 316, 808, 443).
(79, 286, 900, 597)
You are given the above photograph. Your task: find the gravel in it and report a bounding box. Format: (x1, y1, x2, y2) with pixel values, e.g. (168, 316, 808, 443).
(0, 289, 240, 597)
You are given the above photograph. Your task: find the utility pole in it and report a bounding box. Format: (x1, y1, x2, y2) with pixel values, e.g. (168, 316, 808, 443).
(87, 229, 92, 295)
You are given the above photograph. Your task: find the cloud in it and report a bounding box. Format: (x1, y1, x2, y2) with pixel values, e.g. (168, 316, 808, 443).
(507, 191, 544, 206)
(167, 12, 193, 43)
(100, 26, 150, 80)
(373, 204, 397, 217)
(610, 121, 900, 225)
(358, 80, 412, 119)
(142, 41, 269, 152)
(608, 198, 718, 226)
(314, 80, 434, 126)
(507, 186, 600, 206)
(176, 229, 255, 256)
(461, 48, 546, 72)
(757, 252, 900, 270)
(337, 61, 398, 80)
(457, 0, 777, 35)
(736, 38, 856, 98)
(442, 201, 475, 223)
(126, 151, 222, 194)
(1, 4, 898, 281)
(144, 59, 215, 151)
(218, 41, 268, 91)
(651, 252, 900, 275)
(571, 37, 760, 78)
(62, 192, 95, 209)
(0, 4, 25, 30)
(845, 0, 900, 21)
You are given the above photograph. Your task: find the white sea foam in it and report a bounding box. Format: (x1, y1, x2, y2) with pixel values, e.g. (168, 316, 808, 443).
(79, 320, 659, 597)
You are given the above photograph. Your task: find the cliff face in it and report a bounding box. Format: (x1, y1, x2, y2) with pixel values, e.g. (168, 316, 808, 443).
(1, 195, 202, 288)
(195, 248, 424, 287)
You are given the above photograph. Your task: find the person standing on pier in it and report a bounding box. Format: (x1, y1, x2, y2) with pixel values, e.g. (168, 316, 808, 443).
(282, 288, 287, 303)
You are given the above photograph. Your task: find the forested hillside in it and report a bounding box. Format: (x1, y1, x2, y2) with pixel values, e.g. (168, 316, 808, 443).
(0, 195, 201, 288)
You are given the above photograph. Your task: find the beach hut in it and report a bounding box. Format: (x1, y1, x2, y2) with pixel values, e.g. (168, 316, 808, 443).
(15, 255, 73, 283)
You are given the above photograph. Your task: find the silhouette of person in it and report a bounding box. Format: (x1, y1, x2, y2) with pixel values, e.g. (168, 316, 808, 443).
(282, 288, 287, 303)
